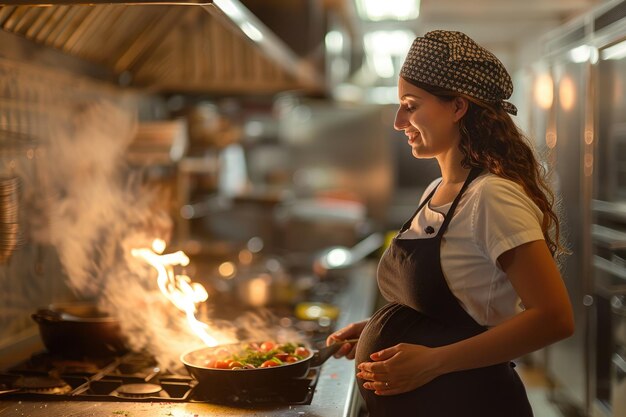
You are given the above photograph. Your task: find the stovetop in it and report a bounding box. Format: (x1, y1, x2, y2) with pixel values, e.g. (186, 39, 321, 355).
(0, 350, 319, 406)
(0, 283, 346, 407)
(0, 263, 379, 417)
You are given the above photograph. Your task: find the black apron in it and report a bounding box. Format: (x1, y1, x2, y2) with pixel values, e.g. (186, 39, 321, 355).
(355, 168, 533, 417)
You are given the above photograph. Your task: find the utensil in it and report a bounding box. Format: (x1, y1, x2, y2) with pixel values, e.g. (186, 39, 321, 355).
(313, 232, 383, 278)
(31, 302, 127, 358)
(181, 338, 359, 389)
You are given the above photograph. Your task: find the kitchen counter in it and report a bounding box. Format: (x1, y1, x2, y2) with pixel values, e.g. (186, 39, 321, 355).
(0, 263, 379, 417)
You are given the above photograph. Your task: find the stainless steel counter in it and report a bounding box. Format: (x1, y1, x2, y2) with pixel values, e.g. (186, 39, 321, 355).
(0, 263, 378, 417)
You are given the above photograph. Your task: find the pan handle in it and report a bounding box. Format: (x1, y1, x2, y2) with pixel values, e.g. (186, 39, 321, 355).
(31, 309, 63, 323)
(310, 338, 359, 367)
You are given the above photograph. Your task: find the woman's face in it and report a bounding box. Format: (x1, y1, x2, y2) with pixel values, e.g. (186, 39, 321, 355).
(393, 78, 464, 160)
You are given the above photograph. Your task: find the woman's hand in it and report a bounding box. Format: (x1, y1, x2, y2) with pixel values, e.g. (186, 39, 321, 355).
(326, 320, 368, 359)
(357, 343, 442, 396)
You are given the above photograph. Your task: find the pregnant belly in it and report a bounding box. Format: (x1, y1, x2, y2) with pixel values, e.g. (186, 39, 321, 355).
(354, 303, 532, 417)
(355, 302, 482, 366)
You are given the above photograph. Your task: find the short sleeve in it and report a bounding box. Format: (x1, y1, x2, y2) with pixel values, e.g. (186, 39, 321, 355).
(472, 177, 545, 264)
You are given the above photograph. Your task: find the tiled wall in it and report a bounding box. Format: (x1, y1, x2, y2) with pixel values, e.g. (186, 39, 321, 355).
(0, 56, 145, 345)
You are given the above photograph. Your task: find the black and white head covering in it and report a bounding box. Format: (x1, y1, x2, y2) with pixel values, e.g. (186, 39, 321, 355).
(400, 30, 518, 115)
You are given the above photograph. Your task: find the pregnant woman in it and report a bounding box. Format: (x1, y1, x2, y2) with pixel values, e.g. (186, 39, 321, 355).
(327, 30, 574, 417)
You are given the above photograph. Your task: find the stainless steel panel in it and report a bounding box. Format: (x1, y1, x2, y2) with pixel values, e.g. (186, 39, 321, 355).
(594, 33, 626, 416)
(0, 2, 324, 94)
(546, 58, 590, 412)
(612, 352, 626, 417)
(597, 40, 626, 203)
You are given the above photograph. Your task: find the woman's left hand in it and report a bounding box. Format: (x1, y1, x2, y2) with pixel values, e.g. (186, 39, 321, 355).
(356, 343, 442, 396)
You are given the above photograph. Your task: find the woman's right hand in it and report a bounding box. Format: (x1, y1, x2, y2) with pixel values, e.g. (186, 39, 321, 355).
(326, 319, 368, 360)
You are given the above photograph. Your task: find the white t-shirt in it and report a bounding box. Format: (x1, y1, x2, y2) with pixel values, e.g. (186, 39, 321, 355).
(398, 172, 545, 327)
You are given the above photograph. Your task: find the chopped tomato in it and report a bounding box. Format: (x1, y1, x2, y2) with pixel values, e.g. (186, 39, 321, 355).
(228, 361, 243, 369)
(214, 360, 231, 369)
(260, 360, 280, 368)
(294, 347, 310, 357)
(260, 341, 275, 352)
(200, 341, 309, 370)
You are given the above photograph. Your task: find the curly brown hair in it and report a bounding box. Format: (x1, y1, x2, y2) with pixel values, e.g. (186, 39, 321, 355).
(405, 78, 566, 259)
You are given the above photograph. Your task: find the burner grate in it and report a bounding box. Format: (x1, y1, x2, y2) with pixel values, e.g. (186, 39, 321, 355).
(0, 352, 320, 405)
(189, 368, 319, 406)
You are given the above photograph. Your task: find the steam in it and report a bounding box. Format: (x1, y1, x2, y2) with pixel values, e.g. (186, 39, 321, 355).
(34, 99, 295, 369)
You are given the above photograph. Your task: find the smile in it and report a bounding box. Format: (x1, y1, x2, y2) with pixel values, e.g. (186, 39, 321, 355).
(407, 132, 420, 144)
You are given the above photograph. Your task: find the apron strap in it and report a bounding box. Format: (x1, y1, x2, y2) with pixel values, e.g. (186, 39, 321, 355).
(436, 167, 483, 237)
(398, 180, 442, 234)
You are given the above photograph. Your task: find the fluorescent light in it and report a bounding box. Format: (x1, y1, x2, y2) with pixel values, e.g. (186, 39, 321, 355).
(364, 30, 415, 78)
(355, 0, 420, 21)
(214, 0, 245, 22)
(325, 30, 344, 55)
(240, 21, 263, 42)
(601, 40, 626, 60)
(569, 45, 591, 63)
(364, 30, 415, 55)
(367, 86, 399, 104)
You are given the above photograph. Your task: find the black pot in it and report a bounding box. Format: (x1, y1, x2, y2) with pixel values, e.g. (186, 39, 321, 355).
(32, 302, 127, 358)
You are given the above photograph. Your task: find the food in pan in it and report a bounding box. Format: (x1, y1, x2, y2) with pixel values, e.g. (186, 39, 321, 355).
(193, 341, 311, 370)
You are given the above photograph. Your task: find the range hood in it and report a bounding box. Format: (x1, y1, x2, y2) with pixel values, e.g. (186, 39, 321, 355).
(0, 1, 325, 94)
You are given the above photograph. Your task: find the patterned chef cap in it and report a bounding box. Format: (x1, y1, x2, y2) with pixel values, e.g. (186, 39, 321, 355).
(400, 30, 517, 115)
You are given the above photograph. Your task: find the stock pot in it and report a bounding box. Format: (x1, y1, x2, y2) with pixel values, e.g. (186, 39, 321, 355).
(31, 302, 127, 358)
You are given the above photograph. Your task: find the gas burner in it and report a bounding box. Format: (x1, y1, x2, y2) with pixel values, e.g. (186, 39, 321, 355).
(114, 383, 166, 399)
(113, 353, 160, 379)
(51, 358, 101, 374)
(13, 376, 72, 395)
(11, 352, 114, 375)
(190, 368, 318, 405)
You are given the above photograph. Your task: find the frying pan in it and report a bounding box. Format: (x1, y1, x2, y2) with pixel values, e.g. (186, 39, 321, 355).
(181, 338, 358, 388)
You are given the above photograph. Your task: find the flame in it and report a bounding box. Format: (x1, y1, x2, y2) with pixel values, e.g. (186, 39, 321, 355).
(131, 239, 217, 347)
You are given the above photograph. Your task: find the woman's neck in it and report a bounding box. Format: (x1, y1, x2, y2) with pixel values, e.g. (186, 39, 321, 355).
(436, 152, 470, 184)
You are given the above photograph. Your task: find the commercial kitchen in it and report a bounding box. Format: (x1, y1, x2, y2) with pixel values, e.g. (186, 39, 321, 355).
(0, 0, 625, 416)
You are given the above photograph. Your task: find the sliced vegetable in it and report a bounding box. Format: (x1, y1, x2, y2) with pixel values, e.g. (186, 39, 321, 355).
(201, 341, 310, 369)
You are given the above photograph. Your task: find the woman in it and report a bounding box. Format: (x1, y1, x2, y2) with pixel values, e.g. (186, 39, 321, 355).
(327, 30, 574, 416)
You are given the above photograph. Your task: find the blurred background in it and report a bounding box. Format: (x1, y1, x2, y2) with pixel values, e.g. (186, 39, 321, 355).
(0, 1, 625, 416)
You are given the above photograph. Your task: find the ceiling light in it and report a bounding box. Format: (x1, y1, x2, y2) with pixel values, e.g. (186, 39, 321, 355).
(355, 0, 420, 21)
(601, 40, 626, 60)
(364, 30, 415, 78)
(325, 30, 344, 55)
(533, 73, 554, 110)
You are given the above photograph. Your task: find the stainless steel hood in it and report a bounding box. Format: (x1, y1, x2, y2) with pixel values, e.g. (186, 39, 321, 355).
(0, 1, 325, 94)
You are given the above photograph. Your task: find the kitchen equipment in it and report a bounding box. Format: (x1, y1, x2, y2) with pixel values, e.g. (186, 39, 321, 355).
(276, 198, 369, 253)
(31, 302, 127, 358)
(0, 349, 318, 406)
(611, 294, 626, 417)
(235, 269, 301, 308)
(313, 232, 383, 278)
(0, 176, 23, 264)
(0, 260, 378, 415)
(181, 338, 358, 389)
(295, 302, 340, 321)
(187, 103, 242, 151)
(126, 119, 188, 166)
